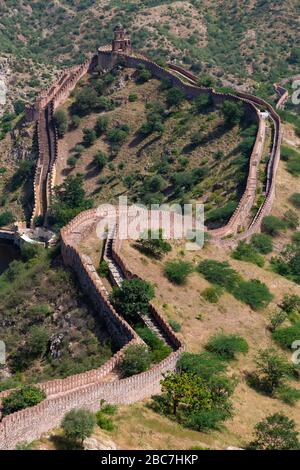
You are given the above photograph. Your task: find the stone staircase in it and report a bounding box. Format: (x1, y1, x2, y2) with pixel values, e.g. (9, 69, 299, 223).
(104, 226, 173, 348)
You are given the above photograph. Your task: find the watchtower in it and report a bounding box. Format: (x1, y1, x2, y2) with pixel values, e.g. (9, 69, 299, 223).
(112, 24, 131, 53)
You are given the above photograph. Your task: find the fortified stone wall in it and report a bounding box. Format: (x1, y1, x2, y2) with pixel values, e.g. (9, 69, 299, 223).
(0, 208, 183, 449)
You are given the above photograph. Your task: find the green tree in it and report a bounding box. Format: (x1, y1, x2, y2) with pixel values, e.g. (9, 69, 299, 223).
(110, 278, 154, 323)
(251, 233, 273, 254)
(222, 100, 244, 126)
(249, 413, 299, 450)
(53, 110, 68, 138)
(120, 344, 151, 377)
(2, 386, 46, 416)
(160, 372, 212, 416)
(166, 87, 186, 108)
(249, 348, 294, 395)
(94, 151, 107, 171)
(289, 193, 300, 209)
(61, 409, 96, 445)
(94, 116, 109, 136)
(27, 326, 49, 358)
(164, 260, 193, 285)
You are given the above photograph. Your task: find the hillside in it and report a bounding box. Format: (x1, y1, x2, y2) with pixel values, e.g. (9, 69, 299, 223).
(0, 0, 299, 112)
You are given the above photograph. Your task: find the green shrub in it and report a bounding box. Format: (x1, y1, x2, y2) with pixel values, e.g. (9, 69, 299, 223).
(293, 232, 300, 246)
(96, 411, 115, 431)
(205, 333, 249, 360)
(135, 326, 171, 363)
(206, 201, 237, 224)
(222, 100, 244, 126)
(201, 286, 223, 303)
(234, 279, 273, 311)
(82, 128, 97, 147)
(232, 241, 265, 267)
(283, 210, 299, 230)
(262, 215, 286, 236)
(110, 278, 154, 323)
(129, 93, 138, 102)
(168, 318, 182, 332)
(289, 193, 300, 209)
(94, 116, 109, 136)
(53, 109, 68, 138)
(251, 233, 273, 254)
(164, 260, 193, 285)
(280, 294, 300, 314)
(177, 352, 227, 381)
(272, 323, 300, 349)
(120, 344, 151, 377)
(1, 386, 46, 416)
(268, 310, 287, 332)
(277, 386, 300, 406)
(97, 260, 109, 278)
(0, 210, 15, 227)
(135, 229, 171, 259)
(249, 413, 300, 450)
(100, 403, 117, 415)
(197, 260, 241, 291)
(62, 409, 96, 445)
(185, 408, 230, 431)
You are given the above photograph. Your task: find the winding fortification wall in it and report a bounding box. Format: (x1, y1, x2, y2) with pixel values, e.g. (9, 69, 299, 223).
(0, 45, 283, 448)
(0, 208, 183, 449)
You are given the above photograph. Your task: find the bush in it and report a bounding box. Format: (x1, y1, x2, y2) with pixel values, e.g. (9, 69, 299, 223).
(129, 93, 138, 102)
(166, 87, 186, 108)
(110, 278, 154, 323)
(178, 352, 227, 381)
(283, 209, 299, 230)
(135, 326, 171, 363)
(205, 201, 237, 224)
(248, 348, 294, 396)
(135, 229, 171, 259)
(62, 409, 96, 445)
(100, 403, 117, 415)
(272, 323, 300, 350)
(120, 344, 151, 377)
(277, 386, 300, 406)
(0, 210, 15, 227)
(97, 260, 109, 278)
(280, 294, 300, 314)
(1, 386, 46, 416)
(249, 413, 300, 450)
(268, 310, 287, 332)
(232, 241, 265, 267)
(251, 233, 273, 254)
(289, 193, 300, 209)
(185, 408, 230, 431)
(168, 318, 182, 332)
(262, 215, 286, 236)
(201, 286, 223, 303)
(222, 100, 244, 126)
(197, 260, 241, 292)
(205, 333, 249, 360)
(164, 260, 193, 285)
(96, 411, 115, 431)
(234, 279, 273, 311)
(94, 116, 109, 136)
(82, 128, 97, 147)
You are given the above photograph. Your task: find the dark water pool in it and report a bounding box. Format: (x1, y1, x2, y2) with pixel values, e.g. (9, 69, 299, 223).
(0, 241, 20, 275)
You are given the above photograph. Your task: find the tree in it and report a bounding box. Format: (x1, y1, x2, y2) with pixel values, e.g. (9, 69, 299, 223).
(234, 279, 273, 311)
(120, 344, 151, 377)
(0, 210, 15, 227)
(2, 386, 46, 416)
(289, 47, 300, 64)
(166, 87, 186, 108)
(193, 93, 212, 113)
(164, 260, 194, 285)
(160, 372, 212, 416)
(82, 128, 96, 147)
(135, 229, 171, 259)
(205, 333, 249, 360)
(222, 100, 244, 126)
(71, 88, 98, 116)
(197, 75, 216, 88)
(14, 99, 25, 115)
(27, 326, 49, 358)
(94, 116, 109, 137)
(61, 409, 96, 445)
(53, 110, 68, 138)
(110, 278, 154, 323)
(249, 413, 299, 450)
(280, 294, 300, 314)
(136, 64, 152, 84)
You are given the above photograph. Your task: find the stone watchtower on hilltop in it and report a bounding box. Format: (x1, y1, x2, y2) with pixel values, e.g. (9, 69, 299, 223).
(112, 24, 131, 53)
